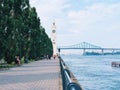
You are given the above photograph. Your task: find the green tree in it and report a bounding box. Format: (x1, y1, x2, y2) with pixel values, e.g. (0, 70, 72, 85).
(0, 0, 53, 63)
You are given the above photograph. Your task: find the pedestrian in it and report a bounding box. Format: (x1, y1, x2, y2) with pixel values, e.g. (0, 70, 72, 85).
(48, 55, 51, 59)
(46, 55, 49, 60)
(53, 55, 56, 59)
(14, 55, 21, 65)
(17, 55, 21, 65)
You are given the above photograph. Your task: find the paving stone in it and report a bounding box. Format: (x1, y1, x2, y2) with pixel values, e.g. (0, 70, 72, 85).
(0, 59, 61, 90)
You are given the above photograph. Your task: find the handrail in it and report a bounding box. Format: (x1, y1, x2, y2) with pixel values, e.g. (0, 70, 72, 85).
(65, 70, 72, 83)
(59, 57, 83, 90)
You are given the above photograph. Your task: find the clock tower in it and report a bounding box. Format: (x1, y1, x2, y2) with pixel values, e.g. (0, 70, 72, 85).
(51, 22, 57, 58)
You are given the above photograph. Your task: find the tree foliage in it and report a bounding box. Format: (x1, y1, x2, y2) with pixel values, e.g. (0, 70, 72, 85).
(0, 0, 53, 63)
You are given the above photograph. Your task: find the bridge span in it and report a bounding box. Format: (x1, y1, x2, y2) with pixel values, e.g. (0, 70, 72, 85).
(57, 42, 120, 55)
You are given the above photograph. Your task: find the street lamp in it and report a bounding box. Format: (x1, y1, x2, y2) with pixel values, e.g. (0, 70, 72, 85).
(58, 48, 60, 57)
(19, 33, 22, 59)
(10, 8, 14, 17)
(28, 29, 31, 41)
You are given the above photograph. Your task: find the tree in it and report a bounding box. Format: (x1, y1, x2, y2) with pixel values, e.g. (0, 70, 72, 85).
(0, 0, 53, 63)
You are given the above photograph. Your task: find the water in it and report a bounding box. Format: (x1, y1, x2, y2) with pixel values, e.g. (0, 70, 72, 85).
(61, 54, 120, 90)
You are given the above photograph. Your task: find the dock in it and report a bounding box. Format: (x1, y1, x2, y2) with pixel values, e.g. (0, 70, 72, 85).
(0, 59, 62, 90)
(111, 61, 120, 67)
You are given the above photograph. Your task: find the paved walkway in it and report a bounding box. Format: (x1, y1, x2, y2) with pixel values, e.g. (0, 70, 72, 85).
(0, 59, 62, 90)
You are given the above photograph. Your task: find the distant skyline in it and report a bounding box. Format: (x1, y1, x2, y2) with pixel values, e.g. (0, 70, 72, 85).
(30, 0, 120, 48)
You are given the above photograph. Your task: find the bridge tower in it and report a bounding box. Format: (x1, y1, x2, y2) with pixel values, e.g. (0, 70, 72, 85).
(51, 22, 57, 57)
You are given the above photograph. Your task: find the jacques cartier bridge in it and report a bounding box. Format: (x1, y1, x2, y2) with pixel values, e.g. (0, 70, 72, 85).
(57, 42, 120, 55)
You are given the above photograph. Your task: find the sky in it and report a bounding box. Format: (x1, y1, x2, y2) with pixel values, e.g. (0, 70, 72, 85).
(30, 0, 120, 48)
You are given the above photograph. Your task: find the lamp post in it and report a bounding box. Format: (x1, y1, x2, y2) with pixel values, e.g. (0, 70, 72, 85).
(28, 29, 31, 58)
(34, 41, 36, 59)
(28, 29, 31, 41)
(58, 48, 60, 57)
(19, 33, 22, 59)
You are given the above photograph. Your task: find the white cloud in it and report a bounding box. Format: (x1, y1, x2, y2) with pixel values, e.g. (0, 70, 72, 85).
(66, 3, 120, 47)
(30, 0, 69, 35)
(30, 0, 69, 16)
(30, 0, 120, 47)
(67, 3, 120, 33)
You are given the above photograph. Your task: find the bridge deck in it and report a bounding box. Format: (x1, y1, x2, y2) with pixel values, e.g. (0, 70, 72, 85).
(0, 59, 62, 90)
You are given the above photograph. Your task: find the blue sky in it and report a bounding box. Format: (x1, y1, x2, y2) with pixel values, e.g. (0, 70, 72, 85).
(30, 0, 120, 48)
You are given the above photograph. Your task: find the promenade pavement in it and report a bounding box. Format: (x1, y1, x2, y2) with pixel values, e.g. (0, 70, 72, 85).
(0, 58, 62, 90)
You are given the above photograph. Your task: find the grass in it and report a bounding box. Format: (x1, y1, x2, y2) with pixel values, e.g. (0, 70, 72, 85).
(0, 58, 36, 69)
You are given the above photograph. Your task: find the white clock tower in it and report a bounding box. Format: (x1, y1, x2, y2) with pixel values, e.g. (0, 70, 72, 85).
(51, 22, 57, 58)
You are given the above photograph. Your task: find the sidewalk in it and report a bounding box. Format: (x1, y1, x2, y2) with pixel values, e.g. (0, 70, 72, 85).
(0, 59, 62, 90)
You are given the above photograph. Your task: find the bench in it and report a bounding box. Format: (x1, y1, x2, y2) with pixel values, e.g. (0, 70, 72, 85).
(0, 60, 9, 69)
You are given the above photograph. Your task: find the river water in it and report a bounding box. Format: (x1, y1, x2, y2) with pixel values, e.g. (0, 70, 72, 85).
(61, 54, 120, 90)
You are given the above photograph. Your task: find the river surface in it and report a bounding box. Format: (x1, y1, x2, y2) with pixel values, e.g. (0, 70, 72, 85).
(61, 54, 120, 90)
